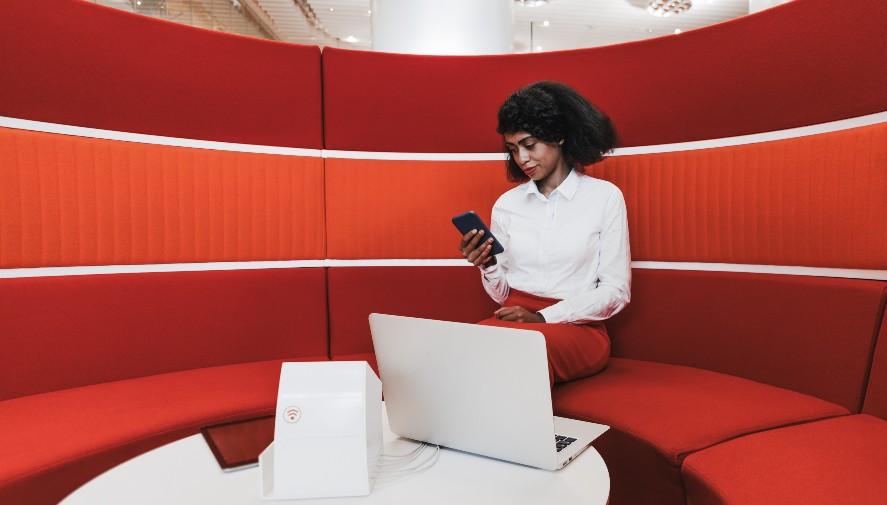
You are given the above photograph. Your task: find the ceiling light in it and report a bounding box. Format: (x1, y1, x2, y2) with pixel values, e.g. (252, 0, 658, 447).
(541, 20, 550, 27)
(329, 7, 335, 12)
(344, 35, 359, 43)
(674, 28, 682, 34)
(647, 0, 692, 17)
(516, 0, 549, 7)
(536, 45, 543, 51)
(367, 9, 372, 15)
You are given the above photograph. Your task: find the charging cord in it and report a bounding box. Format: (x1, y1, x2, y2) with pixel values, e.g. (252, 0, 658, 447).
(372, 442, 441, 486)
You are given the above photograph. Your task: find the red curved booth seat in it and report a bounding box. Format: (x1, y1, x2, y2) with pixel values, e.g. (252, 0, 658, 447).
(0, 360, 291, 505)
(0, 268, 329, 504)
(682, 311, 887, 505)
(329, 267, 887, 505)
(554, 358, 847, 505)
(1, 0, 886, 503)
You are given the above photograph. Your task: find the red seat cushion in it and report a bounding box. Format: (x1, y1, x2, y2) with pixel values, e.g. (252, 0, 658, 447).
(552, 358, 848, 505)
(683, 414, 887, 505)
(554, 358, 847, 464)
(0, 357, 324, 505)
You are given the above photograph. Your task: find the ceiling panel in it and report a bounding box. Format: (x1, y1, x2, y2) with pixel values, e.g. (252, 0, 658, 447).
(95, 0, 755, 52)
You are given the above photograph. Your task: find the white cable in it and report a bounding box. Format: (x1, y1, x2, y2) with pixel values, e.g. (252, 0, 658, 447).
(379, 443, 426, 460)
(377, 445, 439, 478)
(373, 444, 440, 485)
(376, 444, 429, 467)
(374, 445, 436, 477)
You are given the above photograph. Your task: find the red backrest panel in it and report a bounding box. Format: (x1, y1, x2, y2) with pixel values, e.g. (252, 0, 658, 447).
(608, 269, 887, 411)
(327, 267, 498, 359)
(322, 125, 887, 269)
(0, 268, 329, 401)
(325, 157, 513, 259)
(0, 128, 326, 268)
(591, 123, 887, 270)
(0, 0, 322, 148)
(323, 0, 887, 151)
(864, 311, 887, 419)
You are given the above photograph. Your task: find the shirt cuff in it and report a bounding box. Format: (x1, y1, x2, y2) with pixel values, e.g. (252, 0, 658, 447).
(537, 302, 569, 324)
(480, 261, 501, 275)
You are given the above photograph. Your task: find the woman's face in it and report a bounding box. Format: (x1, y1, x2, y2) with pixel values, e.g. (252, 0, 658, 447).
(503, 131, 567, 182)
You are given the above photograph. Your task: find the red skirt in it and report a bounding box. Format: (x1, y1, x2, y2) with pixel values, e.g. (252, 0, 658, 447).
(477, 289, 610, 386)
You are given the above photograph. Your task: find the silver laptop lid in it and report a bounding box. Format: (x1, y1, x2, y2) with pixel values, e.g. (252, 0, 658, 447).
(369, 313, 558, 469)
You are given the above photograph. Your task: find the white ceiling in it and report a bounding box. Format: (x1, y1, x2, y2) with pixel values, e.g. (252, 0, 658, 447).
(254, 0, 751, 52)
(97, 0, 756, 52)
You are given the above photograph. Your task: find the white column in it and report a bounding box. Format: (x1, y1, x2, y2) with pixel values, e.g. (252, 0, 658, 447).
(749, 0, 791, 13)
(371, 0, 513, 55)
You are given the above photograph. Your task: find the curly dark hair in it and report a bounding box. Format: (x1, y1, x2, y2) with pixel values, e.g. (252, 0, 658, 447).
(497, 81, 617, 182)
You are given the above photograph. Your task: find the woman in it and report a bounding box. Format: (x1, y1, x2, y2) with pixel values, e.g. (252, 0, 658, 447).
(459, 81, 631, 385)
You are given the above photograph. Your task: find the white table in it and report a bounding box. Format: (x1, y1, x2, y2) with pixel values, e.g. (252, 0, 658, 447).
(61, 408, 609, 505)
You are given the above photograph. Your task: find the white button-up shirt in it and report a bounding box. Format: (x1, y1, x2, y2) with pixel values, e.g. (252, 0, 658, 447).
(480, 169, 631, 324)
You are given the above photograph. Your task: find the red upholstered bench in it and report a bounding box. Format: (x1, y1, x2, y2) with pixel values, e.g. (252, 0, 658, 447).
(553, 358, 847, 504)
(328, 266, 887, 505)
(681, 311, 887, 505)
(0, 359, 297, 504)
(563, 270, 887, 505)
(0, 268, 329, 505)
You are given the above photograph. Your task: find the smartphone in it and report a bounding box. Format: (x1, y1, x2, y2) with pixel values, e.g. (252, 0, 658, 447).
(451, 211, 505, 255)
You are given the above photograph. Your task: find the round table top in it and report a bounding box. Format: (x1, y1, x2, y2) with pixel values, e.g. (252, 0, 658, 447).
(61, 408, 609, 505)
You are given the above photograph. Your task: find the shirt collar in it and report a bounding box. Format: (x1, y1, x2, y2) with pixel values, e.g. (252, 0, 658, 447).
(524, 169, 580, 201)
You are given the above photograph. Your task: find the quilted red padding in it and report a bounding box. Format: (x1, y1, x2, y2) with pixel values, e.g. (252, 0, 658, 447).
(683, 414, 887, 505)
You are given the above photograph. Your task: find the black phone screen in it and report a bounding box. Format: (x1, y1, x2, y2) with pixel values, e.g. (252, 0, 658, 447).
(451, 211, 505, 255)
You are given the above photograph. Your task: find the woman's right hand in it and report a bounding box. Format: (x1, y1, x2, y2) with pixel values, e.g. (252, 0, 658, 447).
(459, 229, 496, 268)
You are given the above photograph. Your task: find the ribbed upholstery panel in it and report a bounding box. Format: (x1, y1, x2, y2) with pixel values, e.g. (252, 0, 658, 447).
(0, 128, 325, 267)
(325, 157, 513, 259)
(591, 123, 887, 269)
(323, 125, 884, 269)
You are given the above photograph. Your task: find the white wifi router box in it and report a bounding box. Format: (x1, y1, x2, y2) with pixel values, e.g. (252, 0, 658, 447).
(259, 361, 382, 500)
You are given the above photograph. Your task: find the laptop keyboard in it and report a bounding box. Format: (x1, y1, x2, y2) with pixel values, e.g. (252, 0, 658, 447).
(555, 435, 577, 452)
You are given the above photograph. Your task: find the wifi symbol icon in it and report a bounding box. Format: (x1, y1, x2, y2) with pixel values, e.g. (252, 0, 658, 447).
(283, 406, 302, 424)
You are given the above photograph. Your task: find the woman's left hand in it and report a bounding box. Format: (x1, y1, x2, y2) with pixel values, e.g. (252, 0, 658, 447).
(494, 306, 545, 323)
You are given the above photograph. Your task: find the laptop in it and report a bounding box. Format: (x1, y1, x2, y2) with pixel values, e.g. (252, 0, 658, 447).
(368, 313, 609, 470)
